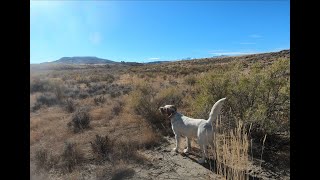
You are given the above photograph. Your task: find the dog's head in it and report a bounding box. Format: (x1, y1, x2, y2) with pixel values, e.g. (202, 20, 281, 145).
(159, 105, 177, 118)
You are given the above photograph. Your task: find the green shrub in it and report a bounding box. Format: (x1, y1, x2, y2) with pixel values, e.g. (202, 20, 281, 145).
(184, 75, 197, 86)
(68, 107, 91, 133)
(78, 91, 90, 99)
(32, 93, 59, 111)
(112, 100, 124, 116)
(90, 135, 114, 161)
(30, 78, 53, 93)
(53, 83, 65, 101)
(193, 59, 290, 135)
(64, 98, 76, 113)
(101, 74, 115, 83)
(94, 95, 106, 105)
(129, 84, 183, 136)
(61, 142, 84, 172)
(34, 148, 59, 171)
(76, 76, 90, 84)
(34, 148, 49, 170)
(110, 91, 121, 98)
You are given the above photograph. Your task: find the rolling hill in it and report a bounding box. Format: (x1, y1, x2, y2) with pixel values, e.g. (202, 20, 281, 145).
(47, 56, 117, 64)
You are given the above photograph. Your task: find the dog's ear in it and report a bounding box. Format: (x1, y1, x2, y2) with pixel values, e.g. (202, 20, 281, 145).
(159, 107, 164, 113)
(169, 105, 177, 113)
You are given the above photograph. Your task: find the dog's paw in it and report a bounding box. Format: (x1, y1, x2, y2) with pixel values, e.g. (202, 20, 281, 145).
(172, 148, 178, 153)
(183, 148, 190, 154)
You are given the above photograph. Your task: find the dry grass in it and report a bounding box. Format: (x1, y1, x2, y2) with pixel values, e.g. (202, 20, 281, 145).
(30, 107, 71, 146)
(30, 86, 159, 177)
(30, 51, 289, 179)
(95, 160, 135, 180)
(210, 116, 250, 180)
(90, 104, 111, 121)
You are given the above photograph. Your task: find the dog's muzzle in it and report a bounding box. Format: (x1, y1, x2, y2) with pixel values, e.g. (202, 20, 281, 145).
(159, 107, 175, 118)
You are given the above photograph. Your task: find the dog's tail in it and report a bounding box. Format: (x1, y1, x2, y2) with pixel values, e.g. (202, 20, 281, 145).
(207, 98, 227, 124)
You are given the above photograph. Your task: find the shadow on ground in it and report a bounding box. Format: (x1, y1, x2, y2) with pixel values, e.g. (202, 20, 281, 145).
(180, 148, 262, 180)
(111, 168, 135, 180)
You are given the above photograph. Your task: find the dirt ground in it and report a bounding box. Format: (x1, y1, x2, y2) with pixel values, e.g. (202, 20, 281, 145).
(132, 137, 289, 180)
(31, 136, 289, 180)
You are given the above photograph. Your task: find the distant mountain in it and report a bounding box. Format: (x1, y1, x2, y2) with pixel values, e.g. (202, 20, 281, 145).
(212, 55, 229, 58)
(46, 56, 118, 64)
(181, 57, 192, 60)
(146, 61, 171, 64)
(37, 50, 289, 65)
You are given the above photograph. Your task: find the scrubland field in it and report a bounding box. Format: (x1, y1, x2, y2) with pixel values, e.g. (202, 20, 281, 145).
(30, 50, 290, 180)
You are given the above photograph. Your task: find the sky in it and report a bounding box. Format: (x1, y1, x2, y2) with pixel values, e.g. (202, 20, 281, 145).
(30, 0, 290, 64)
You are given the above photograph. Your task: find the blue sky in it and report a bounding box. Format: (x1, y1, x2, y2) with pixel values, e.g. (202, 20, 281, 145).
(30, 1, 290, 64)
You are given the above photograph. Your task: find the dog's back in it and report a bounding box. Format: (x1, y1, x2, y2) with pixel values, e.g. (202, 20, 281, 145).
(171, 113, 206, 138)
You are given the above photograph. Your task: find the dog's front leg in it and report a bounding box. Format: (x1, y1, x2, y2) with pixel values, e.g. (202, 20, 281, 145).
(183, 137, 191, 153)
(173, 134, 180, 153)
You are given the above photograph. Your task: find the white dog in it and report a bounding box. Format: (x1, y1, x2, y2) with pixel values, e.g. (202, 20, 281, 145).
(159, 98, 226, 163)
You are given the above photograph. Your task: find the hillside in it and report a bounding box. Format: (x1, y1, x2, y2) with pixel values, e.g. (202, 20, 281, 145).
(30, 50, 290, 180)
(146, 61, 171, 64)
(45, 56, 117, 64)
(129, 50, 290, 76)
(32, 50, 289, 69)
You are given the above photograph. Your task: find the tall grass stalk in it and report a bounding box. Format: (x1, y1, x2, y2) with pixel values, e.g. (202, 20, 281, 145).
(260, 134, 267, 168)
(212, 115, 250, 180)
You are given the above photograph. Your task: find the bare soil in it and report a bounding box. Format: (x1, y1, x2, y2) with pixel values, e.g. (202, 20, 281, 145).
(31, 136, 289, 180)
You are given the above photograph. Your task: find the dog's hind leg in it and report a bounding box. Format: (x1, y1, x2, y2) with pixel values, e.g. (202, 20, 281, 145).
(198, 145, 207, 164)
(209, 142, 215, 159)
(183, 137, 191, 153)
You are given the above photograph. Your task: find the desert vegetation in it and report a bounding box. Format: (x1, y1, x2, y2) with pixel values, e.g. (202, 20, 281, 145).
(30, 50, 290, 179)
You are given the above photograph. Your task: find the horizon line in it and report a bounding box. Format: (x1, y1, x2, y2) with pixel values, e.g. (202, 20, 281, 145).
(30, 49, 289, 64)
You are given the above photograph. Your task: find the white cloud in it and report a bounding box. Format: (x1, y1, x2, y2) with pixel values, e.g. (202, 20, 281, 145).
(209, 51, 257, 56)
(240, 42, 256, 45)
(89, 32, 102, 44)
(249, 34, 262, 38)
(30, 1, 62, 10)
(209, 49, 225, 52)
(148, 57, 160, 60)
(272, 47, 290, 51)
